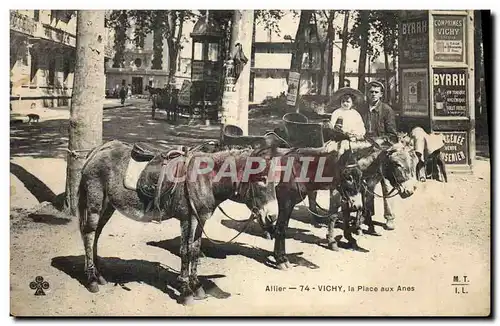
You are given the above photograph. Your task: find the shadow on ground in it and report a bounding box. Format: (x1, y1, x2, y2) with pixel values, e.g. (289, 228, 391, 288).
(147, 237, 320, 270)
(10, 162, 57, 202)
(10, 103, 288, 159)
(51, 255, 230, 303)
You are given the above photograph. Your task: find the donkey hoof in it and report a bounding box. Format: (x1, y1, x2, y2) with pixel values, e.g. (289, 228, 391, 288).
(277, 262, 289, 270)
(385, 220, 395, 231)
(178, 294, 195, 306)
(193, 287, 208, 300)
(366, 228, 382, 236)
(97, 275, 107, 285)
(87, 282, 99, 293)
(328, 242, 340, 251)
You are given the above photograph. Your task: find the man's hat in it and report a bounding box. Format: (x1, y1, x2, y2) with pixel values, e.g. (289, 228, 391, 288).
(367, 80, 385, 92)
(329, 87, 365, 108)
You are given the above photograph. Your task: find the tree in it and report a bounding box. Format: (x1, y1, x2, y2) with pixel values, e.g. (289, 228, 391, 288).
(338, 10, 351, 89)
(107, 10, 128, 68)
(254, 10, 288, 36)
(370, 11, 399, 102)
(64, 10, 105, 215)
(314, 10, 336, 95)
(290, 10, 313, 72)
(220, 10, 254, 134)
(108, 10, 195, 81)
(351, 11, 370, 93)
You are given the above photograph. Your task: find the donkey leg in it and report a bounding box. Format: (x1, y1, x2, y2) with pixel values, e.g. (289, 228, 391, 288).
(363, 186, 381, 236)
(381, 178, 395, 231)
(437, 153, 448, 183)
(93, 203, 115, 286)
(178, 218, 194, 305)
(326, 212, 340, 251)
(274, 200, 293, 270)
(326, 190, 341, 250)
(341, 204, 359, 250)
(189, 216, 207, 300)
(81, 209, 102, 293)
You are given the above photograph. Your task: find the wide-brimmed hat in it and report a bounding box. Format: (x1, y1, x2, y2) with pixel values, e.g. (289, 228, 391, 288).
(329, 87, 365, 108)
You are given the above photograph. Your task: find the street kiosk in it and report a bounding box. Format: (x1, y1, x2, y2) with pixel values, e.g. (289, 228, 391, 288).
(398, 10, 475, 173)
(190, 15, 224, 124)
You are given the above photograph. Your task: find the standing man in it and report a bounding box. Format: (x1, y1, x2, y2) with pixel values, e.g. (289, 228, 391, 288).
(361, 80, 398, 232)
(363, 80, 398, 141)
(119, 80, 127, 106)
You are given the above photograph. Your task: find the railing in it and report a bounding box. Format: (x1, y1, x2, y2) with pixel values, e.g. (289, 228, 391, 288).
(42, 24, 76, 47)
(10, 11, 37, 36)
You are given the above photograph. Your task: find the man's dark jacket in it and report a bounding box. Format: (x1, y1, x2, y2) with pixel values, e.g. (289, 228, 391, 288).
(360, 101, 398, 141)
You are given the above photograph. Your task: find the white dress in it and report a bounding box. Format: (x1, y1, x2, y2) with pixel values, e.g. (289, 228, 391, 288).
(329, 107, 366, 138)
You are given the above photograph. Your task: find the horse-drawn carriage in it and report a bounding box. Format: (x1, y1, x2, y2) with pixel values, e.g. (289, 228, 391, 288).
(149, 86, 180, 121)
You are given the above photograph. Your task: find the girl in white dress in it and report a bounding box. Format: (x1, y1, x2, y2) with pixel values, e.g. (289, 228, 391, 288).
(328, 87, 366, 141)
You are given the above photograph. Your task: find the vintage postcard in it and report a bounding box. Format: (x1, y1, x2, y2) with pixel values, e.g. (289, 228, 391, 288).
(9, 9, 490, 317)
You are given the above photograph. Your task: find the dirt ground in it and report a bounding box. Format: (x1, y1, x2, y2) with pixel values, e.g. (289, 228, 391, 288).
(10, 101, 491, 316)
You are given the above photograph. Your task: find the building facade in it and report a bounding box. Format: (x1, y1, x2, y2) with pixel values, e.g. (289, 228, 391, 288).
(104, 10, 397, 105)
(105, 19, 171, 97)
(250, 11, 396, 104)
(10, 10, 114, 110)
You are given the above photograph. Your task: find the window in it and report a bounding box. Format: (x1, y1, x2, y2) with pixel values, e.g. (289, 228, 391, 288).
(193, 42, 203, 61)
(63, 57, 71, 81)
(208, 43, 219, 62)
(33, 10, 39, 21)
(48, 58, 56, 86)
(134, 58, 142, 68)
(30, 52, 38, 84)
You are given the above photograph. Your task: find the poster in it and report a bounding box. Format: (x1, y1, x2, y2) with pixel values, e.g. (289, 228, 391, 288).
(441, 131, 468, 164)
(221, 60, 238, 124)
(191, 61, 204, 81)
(433, 68, 467, 117)
(401, 69, 428, 116)
(177, 80, 191, 106)
(433, 15, 466, 63)
(399, 14, 429, 65)
(286, 71, 300, 106)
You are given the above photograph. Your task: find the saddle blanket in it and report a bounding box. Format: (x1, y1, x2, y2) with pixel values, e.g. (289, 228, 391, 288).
(124, 158, 149, 190)
(411, 127, 445, 162)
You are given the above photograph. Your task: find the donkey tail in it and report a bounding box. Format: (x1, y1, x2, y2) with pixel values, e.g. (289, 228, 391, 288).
(77, 175, 88, 236)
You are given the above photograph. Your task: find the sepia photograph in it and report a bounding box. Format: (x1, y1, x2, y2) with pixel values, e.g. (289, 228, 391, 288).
(8, 8, 491, 317)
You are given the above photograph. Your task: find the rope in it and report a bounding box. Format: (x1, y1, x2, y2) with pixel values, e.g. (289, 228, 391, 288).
(361, 180, 399, 199)
(184, 153, 259, 245)
(63, 148, 95, 159)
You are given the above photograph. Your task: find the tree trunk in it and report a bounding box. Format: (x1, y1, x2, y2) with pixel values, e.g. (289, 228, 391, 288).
(357, 11, 370, 93)
(383, 36, 391, 103)
(313, 12, 324, 95)
(325, 10, 335, 95)
(64, 10, 105, 216)
(112, 11, 127, 68)
(221, 10, 254, 135)
(166, 13, 185, 85)
(288, 10, 313, 112)
(338, 11, 350, 89)
(290, 10, 313, 71)
(392, 51, 398, 103)
(152, 14, 164, 70)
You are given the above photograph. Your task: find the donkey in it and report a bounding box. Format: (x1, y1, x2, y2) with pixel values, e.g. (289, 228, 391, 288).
(308, 133, 419, 233)
(78, 140, 281, 305)
(269, 137, 418, 270)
